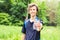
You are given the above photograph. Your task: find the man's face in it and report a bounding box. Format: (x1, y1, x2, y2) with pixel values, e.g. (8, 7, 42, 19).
(29, 6, 37, 17)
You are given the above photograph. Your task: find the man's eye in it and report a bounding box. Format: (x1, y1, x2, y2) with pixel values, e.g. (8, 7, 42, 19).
(33, 9, 35, 10)
(30, 9, 32, 11)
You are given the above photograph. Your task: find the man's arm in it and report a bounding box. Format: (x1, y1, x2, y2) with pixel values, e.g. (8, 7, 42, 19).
(22, 22, 26, 40)
(22, 33, 26, 40)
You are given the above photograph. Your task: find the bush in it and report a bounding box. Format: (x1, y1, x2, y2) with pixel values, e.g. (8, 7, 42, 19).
(37, 2, 48, 25)
(0, 13, 23, 26)
(0, 13, 12, 25)
(12, 19, 23, 26)
(9, 2, 27, 19)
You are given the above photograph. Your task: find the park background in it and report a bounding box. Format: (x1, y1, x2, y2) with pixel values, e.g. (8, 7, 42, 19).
(0, 0, 60, 40)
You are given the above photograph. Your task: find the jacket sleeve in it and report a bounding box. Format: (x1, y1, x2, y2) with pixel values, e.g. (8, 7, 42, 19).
(22, 22, 26, 34)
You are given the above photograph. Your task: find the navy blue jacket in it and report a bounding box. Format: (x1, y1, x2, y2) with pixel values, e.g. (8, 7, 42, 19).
(22, 17, 43, 40)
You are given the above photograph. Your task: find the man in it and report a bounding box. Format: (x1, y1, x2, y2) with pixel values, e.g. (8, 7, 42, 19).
(22, 3, 43, 40)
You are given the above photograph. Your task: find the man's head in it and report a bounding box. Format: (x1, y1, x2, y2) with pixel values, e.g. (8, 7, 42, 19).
(27, 3, 38, 17)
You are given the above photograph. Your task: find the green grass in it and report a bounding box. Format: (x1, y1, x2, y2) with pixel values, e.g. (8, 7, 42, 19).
(0, 25, 22, 40)
(41, 26, 60, 40)
(0, 25, 60, 40)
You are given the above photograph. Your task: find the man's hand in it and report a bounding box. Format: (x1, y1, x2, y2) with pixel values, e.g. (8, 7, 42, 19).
(35, 22, 42, 31)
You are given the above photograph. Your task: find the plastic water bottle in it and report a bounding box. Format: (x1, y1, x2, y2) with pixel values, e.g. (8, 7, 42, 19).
(33, 19, 40, 31)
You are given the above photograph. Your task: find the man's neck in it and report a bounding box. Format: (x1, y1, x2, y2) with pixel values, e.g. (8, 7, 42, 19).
(30, 16, 36, 22)
(31, 16, 36, 20)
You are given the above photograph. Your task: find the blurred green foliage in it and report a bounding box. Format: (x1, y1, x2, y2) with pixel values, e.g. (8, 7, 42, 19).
(55, 2, 60, 26)
(0, 0, 31, 26)
(0, 13, 12, 25)
(0, 13, 23, 26)
(37, 2, 48, 24)
(0, 0, 60, 26)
